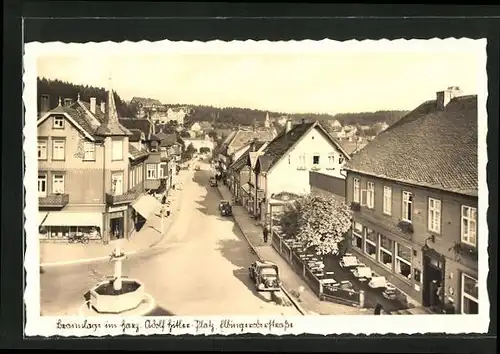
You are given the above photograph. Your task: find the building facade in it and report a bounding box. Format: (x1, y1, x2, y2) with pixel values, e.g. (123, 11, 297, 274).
(344, 88, 478, 314)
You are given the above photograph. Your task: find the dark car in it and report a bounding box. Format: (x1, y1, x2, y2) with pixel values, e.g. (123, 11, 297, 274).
(249, 260, 281, 292)
(209, 176, 218, 187)
(219, 200, 232, 216)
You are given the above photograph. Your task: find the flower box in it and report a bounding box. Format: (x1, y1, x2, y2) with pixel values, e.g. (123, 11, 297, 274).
(397, 220, 414, 234)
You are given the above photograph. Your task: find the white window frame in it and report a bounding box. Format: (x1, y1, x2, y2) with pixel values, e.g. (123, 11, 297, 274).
(38, 173, 47, 197)
(352, 221, 364, 249)
(52, 174, 65, 194)
(83, 141, 96, 161)
(111, 139, 123, 161)
(461, 205, 477, 247)
(146, 164, 157, 180)
(383, 186, 392, 215)
(395, 243, 412, 280)
(53, 116, 65, 129)
(402, 191, 413, 222)
(297, 154, 306, 168)
(364, 228, 377, 259)
(111, 172, 124, 195)
(327, 153, 336, 169)
(428, 198, 442, 234)
(338, 155, 344, 164)
(158, 163, 166, 178)
(378, 234, 393, 269)
(353, 178, 360, 203)
(367, 182, 375, 209)
(38, 140, 48, 160)
(52, 139, 65, 161)
(461, 273, 478, 314)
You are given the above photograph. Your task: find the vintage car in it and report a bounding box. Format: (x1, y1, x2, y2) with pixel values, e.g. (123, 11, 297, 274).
(219, 200, 232, 216)
(249, 260, 281, 292)
(209, 176, 218, 187)
(194, 164, 201, 171)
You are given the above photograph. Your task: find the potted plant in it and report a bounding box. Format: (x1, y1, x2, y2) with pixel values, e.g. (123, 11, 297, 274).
(397, 220, 414, 234)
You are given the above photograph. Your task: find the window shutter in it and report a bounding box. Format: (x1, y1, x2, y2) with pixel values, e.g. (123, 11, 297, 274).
(361, 189, 367, 206)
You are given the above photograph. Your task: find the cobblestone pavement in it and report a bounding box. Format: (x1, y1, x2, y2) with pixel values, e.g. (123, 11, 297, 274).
(39, 163, 301, 316)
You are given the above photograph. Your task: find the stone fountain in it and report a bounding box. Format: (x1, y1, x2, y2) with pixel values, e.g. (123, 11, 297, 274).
(80, 240, 155, 316)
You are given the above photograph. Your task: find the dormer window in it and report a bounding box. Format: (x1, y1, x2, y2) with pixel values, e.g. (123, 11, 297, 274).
(53, 116, 65, 129)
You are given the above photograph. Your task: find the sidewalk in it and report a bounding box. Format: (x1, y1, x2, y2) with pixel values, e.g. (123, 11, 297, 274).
(217, 184, 368, 315)
(40, 170, 191, 266)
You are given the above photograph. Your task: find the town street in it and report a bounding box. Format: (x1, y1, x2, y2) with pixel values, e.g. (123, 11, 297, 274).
(40, 162, 300, 316)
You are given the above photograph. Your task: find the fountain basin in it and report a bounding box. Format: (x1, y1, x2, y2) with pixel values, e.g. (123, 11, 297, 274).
(89, 278, 145, 314)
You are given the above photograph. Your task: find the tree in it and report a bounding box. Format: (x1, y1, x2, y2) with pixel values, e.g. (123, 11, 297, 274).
(199, 147, 211, 154)
(179, 130, 191, 138)
(278, 194, 352, 255)
(207, 130, 218, 140)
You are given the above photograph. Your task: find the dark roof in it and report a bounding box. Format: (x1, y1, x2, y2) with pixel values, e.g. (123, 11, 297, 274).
(80, 101, 106, 123)
(128, 129, 144, 142)
(119, 118, 152, 138)
(344, 95, 478, 196)
(48, 105, 101, 139)
(229, 141, 266, 172)
(128, 144, 149, 160)
(158, 133, 178, 147)
(226, 129, 276, 154)
(94, 90, 132, 137)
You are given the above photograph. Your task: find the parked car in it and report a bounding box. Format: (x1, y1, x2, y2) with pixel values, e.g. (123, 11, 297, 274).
(194, 164, 200, 171)
(209, 176, 218, 187)
(219, 200, 232, 216)
(249, 260, 281, 292)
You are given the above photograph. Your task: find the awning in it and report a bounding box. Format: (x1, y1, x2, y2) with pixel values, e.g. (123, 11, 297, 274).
(131, 194, 162, 219)
(38, 211, 103, 227)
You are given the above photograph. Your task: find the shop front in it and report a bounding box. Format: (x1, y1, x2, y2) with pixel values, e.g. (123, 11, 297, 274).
(38, 211, 103, 242)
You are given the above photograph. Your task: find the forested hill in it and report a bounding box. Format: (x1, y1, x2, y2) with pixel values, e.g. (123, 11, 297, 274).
(37, 77, 134, 117)
(172, 103, 409, 128)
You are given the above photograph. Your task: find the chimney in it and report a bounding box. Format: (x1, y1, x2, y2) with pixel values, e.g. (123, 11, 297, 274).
(436, 86, 462, 110)
(90, 97, 97, 114)
(40, 94, 50, 114)
(64, 98, 73, 106)
(100, 101, 106, 113)
(285, 119, 293, 133)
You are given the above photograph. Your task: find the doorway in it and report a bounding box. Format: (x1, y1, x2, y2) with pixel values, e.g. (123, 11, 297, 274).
(422, 252, 444, 310)
(110, 215, 124, 240)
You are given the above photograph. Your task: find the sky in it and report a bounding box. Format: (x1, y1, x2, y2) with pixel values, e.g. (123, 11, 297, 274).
(35, 40, 485, 115)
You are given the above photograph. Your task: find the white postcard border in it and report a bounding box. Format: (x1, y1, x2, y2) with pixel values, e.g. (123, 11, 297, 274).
(24, 38, 490, 336)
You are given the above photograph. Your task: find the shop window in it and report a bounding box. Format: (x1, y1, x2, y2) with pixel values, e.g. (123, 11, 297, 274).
(378, 234, 393, 269)
(364, 227, 377, 259)
(395, 243, 412, 280)
(352, 221, 363, 249)
(461, 273, 478, 314)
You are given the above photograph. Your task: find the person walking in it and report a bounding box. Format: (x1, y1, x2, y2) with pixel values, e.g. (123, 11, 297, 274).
(374, 303, 382, 315)
(263, 227, 269, 243)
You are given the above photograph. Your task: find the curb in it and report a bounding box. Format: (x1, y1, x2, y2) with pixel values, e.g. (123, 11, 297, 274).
(216, 186, 307, 316)
(40, 172, 192, 268)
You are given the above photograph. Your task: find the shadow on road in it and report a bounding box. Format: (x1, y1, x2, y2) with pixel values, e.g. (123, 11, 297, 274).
(217, 238, 273, 304)
(192, 169, 234, 223)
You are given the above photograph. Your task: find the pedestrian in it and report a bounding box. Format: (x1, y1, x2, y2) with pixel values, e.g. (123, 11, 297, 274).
(161, 194, 167, 204)
(263, 227, 269, 243)
(374, 303, 382, 315)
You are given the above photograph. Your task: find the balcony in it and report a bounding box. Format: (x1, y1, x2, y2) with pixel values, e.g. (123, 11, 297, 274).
(39, 193, 69, 208)
(105, 189, 141, 205)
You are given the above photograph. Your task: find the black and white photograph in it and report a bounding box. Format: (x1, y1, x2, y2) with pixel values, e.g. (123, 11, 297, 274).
(23, 38, 489, 336)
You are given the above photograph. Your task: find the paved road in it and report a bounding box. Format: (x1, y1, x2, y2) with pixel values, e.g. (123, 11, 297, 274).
(40, 162, 300, 316)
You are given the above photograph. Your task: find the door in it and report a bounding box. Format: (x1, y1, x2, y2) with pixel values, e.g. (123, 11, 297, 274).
(110, 215, 124, 240)
(422, 254, 444, 309)
(111, 172, 123, 195)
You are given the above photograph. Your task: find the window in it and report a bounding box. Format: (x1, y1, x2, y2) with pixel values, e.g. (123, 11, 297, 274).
(147, 164, 157, 179)
(428, 198, 442, 233)
(287, 155, 291, 165)
(52, 174, 65, 194)
(38, 140, 47, 160)
(395, 243, 412, 280)
(111, 172, 123, 195)
(364, 228, 377, 259)
(352, 221, 364, 249)
(297, 154, 306, 167)
(53, 116, 65, 129)
(461, 206, 477, 247)
(312, 155, 320, 165)
(353, 178, 360, 203)
(52, 140, 65, 160)
(38, 174, 47, 197)
(111, 139, 123, 161)
(367, 182, 375, 209)
(402, 191, 413, 222)
(339, 155, 344, 164)
(327, 154, 336, 169)
(383, 186, 392, 215)
(461, 273, 478, 314)
(83, 141, 96, 161)
(378, 234, 393, 269)
(158, 163, 166, 178)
